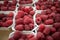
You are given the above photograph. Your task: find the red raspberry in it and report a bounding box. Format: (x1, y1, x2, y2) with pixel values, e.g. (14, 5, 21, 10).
(36, 14, 41, 18)
(6, 17, 12, 20)
(16, 18, 23, 25)
(13, 31, 22, 40)
(27, 34, 34, 39)
(15, 11, 24, 19)
(41, 5, 46, 10)
(51, 6, 56, 11)
(36, 17, 41, 25)
(29, 11, 35, 16)
(0, 22, 3, 27)
(58, 28, 60, 32)
(55, 14, 60, 22)
(46, 36, 53, 40)
(46, 9, 52, 14)
(7, 12, 14, 17)
(38, 24, 45, 32)
(53, 23, 60, 29)
(1, 6, 7, 11)
(24, 17, 34, 24)
(43, 27, 51, 35)
(0, 14, 4, 19)
(6, 20, 13, 26)
(48, 12, 55, 19)
(41, 11, 46, 15)
(29, 23, 34, 30)
(24, 7, 30, 13)
(40, 15, 48, 21)
(19, 38, 24, 40)
(29, 37, 37, 40)
(9, 37, 14, 40)
(36, 5, 40, 10)
(24, 24, 30, 30)
(36, 32, 45, 40)
(52, 32, 60, 40)
(15, 24, 24, 31)
(51, 27, 56, 33)
(29, 7, 33, 11)
(2, 17, 7, 22)
(28, 15, 33, 18)
(44, 19, 54, 25)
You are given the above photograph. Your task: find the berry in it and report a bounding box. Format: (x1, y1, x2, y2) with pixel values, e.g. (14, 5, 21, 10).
(15, 25, 24, 31)
(19, 38, 24, 40)
(51, 6, 56, 11)
(52, 32, 60, 40)
(37, 32, 45, 39)
(9, 37, 14, 40)
(53, 23, 60, 29)
(51, 27, 56, 33)
(44, 19, 54, 25)
(36, 17, 41, 24)
(36, 5, 40, 10)
(29, 11, 35, 16)
(43, 27, 51, 35)
(46, 36, 53, 40)
(38, 24, 45, 32)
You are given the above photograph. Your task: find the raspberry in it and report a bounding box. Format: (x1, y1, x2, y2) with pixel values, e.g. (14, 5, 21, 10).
(29, 11, 35, 16)
(28, 15, 33, 18)
(40, 15, 48, 21)
(27, 34, 34, 39)
(7, 12, 14, 17)
(19, 38, 24, 40)
(16, 18, 23, 25)
(55, 14, 60, 22)
(52, 32, 60, 40)
(46, 36, 53, 40)
(2, 17, 7, 22)
(48, 12, 55, 19)
(24, 24, 30, 30)
(51, 6, 56, 11)
(29, 37, 37, 40)
(44, 19, 54, 25)
(9, 37, 14, 40)
(41, 11, 46, 15)
(36, 17, 41, 25)
(0, 14, 4, 19)
(53, 23, 60, 29)
(15, 24, 24, 31)
(36, 5, 40, 10)
(36, 14, 41, 18)
(1, 6, 7, 11)
(38, 24, 45, 32)
(15, 11, 24, 19)
(37, 32, 45, 40)
(24, 17, 34, 24)
(43, 27, 51, 35)
(29, 23, 34, 30)
(46, 9, 52, 14)
(41, 5, 46, 10)
(0, 22, 3, 27)
(51, 27, 56, 33)
(13, 31, 22, 40)
(5, 20, 13, 26)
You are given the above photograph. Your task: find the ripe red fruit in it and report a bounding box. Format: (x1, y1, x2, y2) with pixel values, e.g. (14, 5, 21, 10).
(0, 14, 4, 18)
(16, 18, 23, 25)
(38, 24, 45, 32)
(7, 12, 14, 17)
(41, 11, 46, 15)
(15, 25, 24, 31)
(36, 14, 41, 18)
(43, 27, 51, 35)
(19, 38, 24, 40)
(52, 32, 60, 40)
(40, 15, 48, 21)
(53, 23, 60, 29)
(55, 14, 60, 22)
(24, 24, 30, 30)
(51, 6, 56, 11)
(29, 11, 35, 16)
(0, 22, 3, 27)
(46, 36, 53, 40)
(44, 19, 54, 25)
(41, 5, 46, 10)
(36, 32, 45, 40)
(13, 31, 22, 40)
(29, 23, 34, 30)
(27, 34, 34, 39)
(36, 17, 41, 24)
(29, 37, 37, 40)
(5, 20, 13, 26)
(24, 17, 34, 24)
(46, 9, 52, 14)
(9, 37, 14, 40)
(51, 27, 56, 33)
(15, 11, 24, 19)
(1, 6, 7, 11)
(36, 5, 40, 10)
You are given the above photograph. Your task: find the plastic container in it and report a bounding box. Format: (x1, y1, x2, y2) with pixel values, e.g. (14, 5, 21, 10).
(0, 11, 15, 30)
